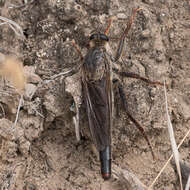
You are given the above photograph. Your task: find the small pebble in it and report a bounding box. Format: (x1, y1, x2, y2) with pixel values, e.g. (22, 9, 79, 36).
(141, 29, 151, 38)
(169, 32, 174, 41)
(117, 13, 127, 19)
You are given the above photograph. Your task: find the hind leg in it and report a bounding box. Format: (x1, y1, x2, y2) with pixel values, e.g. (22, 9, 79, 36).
(113, 78, 155, 159)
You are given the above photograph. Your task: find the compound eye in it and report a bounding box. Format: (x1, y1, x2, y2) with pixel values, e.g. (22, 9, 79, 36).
(89, 33, 109, 41)
(100, 34, 109, 41)
(90, 34, 97, 40)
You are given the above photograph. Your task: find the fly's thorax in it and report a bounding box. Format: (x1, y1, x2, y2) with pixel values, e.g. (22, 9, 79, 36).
(83, 47, 108, 81)
(89, 33, 109, 48)
(89, 40, 108, 48)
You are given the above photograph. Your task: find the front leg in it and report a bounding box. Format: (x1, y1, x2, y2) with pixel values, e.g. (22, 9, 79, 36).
(114, 8, 141, 62)
(104, 8, 141, 63)
(113, 79, 155, 159)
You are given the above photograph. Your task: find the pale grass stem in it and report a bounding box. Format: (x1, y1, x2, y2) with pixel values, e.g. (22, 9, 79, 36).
(13, 95, 23, 127)
(185, 175, 190, 190)
(164, 80, 182, 190)
(148, 80, 190, 189)
(148, 128, 190, 189)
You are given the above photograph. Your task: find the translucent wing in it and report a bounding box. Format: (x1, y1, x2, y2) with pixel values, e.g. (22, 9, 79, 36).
(82, 47, 112, 151)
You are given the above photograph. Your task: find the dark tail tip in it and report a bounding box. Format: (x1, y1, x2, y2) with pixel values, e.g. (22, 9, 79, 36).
(102, 172, 111, 180)
(99, 146, 111, 180)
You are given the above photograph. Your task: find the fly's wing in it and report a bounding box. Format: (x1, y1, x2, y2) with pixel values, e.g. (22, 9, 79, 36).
(82, 49, 112, 151)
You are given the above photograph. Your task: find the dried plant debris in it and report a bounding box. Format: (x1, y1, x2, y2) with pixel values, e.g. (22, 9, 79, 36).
(185, 176, 190, 190)
(65, 72, 82, 141)
(164, 81, 183, 189)
(113, 165, 146, 190)
(0, 53, 26, 94)
(171, 160, 190, 190)
(148, 128, 190, 190)
(23, 66, 42, 84)
(0, 16, 24, 38)
(0, 53, 27, 127)
(0, 53, 43, 129)
(0, 118, 31, 162)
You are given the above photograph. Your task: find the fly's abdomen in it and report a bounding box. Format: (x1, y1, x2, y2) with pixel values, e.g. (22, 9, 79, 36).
(99, 146, 111, 180)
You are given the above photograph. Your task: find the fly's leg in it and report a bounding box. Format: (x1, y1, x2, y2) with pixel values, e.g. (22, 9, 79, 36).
(114, 8, 141, 62)
(110, 8, 165, 87)
(113, 68, 165, 87)
(113, 79, 155, 159)
(105, 8, 165, 87)
(104, 15, 115, 35)
(113, 64, 165, 159)
(71, 39, 83, 62)
(104, 8, 141, 63)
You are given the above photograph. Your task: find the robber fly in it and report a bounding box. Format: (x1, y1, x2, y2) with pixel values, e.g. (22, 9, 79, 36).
(81, 32, 112, 179)
(61, 8, 164, 180)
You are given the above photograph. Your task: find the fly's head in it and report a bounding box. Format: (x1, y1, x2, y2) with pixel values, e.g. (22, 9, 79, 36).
(89, 33, 109, 48)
